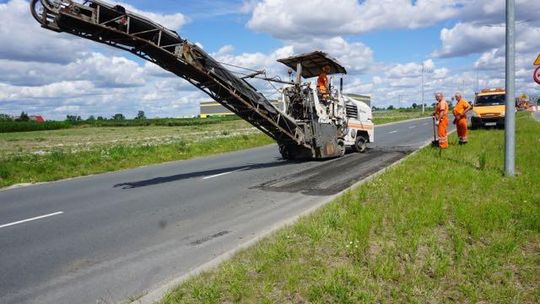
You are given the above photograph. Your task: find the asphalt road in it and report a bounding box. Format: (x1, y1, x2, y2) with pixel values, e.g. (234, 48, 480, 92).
(0, 117, 455, 304)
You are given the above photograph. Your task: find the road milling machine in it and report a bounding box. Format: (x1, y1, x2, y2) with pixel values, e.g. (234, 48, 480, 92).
(30, 0, 374, 160)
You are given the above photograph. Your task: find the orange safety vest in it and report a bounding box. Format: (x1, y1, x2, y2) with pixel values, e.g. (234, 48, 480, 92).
(453, 98, 470, 120)
(317, 72, 328, 94)
(453, 98, 470, 141)
(435, 99, 449, 149)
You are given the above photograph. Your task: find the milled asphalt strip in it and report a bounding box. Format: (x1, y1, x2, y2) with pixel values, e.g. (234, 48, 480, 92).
(134, 133, 454, 304)
(0, 212, 63, 229)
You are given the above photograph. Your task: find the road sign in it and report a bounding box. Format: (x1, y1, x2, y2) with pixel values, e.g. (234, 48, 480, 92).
(535, 54, 540, 65)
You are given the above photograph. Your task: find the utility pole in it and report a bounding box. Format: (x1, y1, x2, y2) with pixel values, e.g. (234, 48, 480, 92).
(421, 63, 425, 114)
(505, 0, 516, 176)
(475, 68, 479, 93)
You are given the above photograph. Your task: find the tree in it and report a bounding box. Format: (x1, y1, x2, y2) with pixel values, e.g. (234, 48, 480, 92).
(135, 110, 146, 120)
(0, 113, 12, 121)
(387, 105, 395, 110)
(412, 103, 418, 109)
(87, 115, 96, 122)
(65, 115, 82, 122)
(112, 113, 125, 121)
(16, 111, 30, 122)
(97, 116, 105, 121)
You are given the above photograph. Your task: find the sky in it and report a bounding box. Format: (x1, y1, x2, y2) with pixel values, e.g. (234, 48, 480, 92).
(0, 0, 539, 120)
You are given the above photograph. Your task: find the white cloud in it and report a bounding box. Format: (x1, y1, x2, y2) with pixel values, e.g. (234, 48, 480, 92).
(458, 0, 540, 25)
(0, 81, 95, 100)
(0, 0, 197, 119)
(0, 0, 89, 63)
(247, 0, 461, 39)
(287, 37, 374, 74)
(66, 53, 146, 88)
(474, 49, 505, 70)
(0, 53, 146, 88)
(434, 23, 505, 58)
(0, 0, 187, 64)
(54, 105, 81, 113)
(385, 60, 439, 79)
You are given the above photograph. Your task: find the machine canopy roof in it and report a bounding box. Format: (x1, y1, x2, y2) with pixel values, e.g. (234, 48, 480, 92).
(277, 51, 347, 78)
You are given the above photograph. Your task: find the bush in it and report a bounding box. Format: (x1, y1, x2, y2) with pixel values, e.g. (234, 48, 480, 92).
(0, 121, 71, 133)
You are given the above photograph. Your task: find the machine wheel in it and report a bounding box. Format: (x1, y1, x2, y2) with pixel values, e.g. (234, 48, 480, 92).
(352, 134, 368, 153)
(279, 144, 294, 160)
(337, 139, 346, 157)
(30, 0, 45, 25)
(279, 144, 315, 160)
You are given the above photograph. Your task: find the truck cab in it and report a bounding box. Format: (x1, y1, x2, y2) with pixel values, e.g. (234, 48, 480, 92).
(471, 88, 506, 129)
(342, 96, 374, 152)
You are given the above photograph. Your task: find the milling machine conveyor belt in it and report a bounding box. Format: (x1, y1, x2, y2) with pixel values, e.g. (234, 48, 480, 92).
(31, 0, 305, 146)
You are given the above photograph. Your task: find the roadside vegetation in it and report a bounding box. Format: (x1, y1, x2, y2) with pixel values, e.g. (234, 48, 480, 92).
(161, 112, 539, 304)
(0, 113, 241, 133)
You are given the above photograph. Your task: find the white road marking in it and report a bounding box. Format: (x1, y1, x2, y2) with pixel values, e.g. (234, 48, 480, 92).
(0, 211, 64, 229)
(202, 168, 246, 180)
(409, 125, 416, 129)
(423, 122, 429, 126)
(389, 130, 398, 134)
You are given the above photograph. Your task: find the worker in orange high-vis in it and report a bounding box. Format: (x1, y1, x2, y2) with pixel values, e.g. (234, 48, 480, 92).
(453, 91, 471, 144)
(317, 65, 331, 98)
(432, 92, 449, 149)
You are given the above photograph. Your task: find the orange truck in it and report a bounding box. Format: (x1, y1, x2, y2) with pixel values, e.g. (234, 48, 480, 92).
(471, 88, 506, 129)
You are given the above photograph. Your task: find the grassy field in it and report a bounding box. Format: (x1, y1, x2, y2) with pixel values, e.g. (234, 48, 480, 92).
(0, 119, 272, 188)
(0, 119, 255, 157)
(372, 109, 431, 125)
(161, 112, 539, 304)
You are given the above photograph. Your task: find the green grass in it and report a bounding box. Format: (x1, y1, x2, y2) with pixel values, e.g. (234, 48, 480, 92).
(0, 134, 273, 188)
(161, 112, 539, 304)
(373, 109, 431, 125)
(0, 119, 257, 157)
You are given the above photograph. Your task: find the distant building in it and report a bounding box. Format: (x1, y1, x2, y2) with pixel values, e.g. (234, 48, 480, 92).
(346, 94, 371, 107)
(29, 115, 45, 123)
(199, 101, 284, 118)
